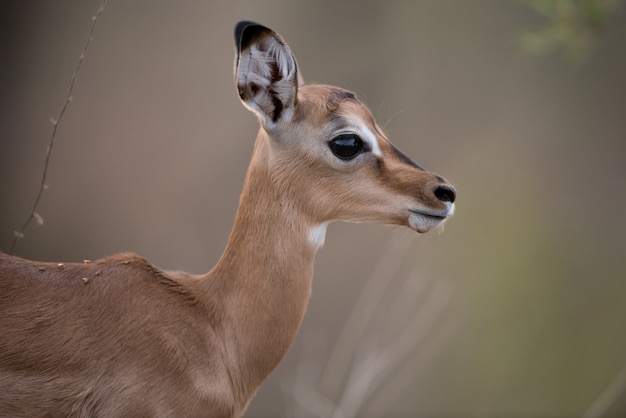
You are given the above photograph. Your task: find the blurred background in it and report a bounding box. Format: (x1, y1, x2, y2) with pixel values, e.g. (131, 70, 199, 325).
(2, 1, 626, 416)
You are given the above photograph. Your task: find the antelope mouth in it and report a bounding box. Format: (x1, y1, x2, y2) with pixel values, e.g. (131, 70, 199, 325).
(408, 205, 455, 233)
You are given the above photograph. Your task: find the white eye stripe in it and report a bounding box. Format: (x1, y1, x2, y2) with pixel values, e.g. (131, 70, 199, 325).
(360, 125, 382, 157)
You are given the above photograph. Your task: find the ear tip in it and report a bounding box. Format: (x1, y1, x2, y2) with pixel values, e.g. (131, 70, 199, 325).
(234, 20, 256, 42)
(234, 21, 269, 51)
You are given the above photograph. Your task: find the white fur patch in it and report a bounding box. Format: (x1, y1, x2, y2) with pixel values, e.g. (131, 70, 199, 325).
(360, 125, 382, 157)
(308, 223, 329, 249)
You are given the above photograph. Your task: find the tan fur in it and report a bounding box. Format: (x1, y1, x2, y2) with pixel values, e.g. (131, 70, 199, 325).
(0, 22, 455, 417)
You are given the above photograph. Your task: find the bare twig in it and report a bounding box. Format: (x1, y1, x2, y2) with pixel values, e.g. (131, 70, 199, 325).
(583, 362, 626, 418)
(332, 279, 453, 418)
(318, 231, 414, 395)
(9, 0, 107, 254)
(286, 232, 456, 417)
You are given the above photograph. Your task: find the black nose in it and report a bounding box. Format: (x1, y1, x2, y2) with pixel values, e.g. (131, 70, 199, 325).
(434, 185, 456, 203)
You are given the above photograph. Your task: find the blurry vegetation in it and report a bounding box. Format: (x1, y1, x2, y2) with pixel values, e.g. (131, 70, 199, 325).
(519, 0, 625, 62)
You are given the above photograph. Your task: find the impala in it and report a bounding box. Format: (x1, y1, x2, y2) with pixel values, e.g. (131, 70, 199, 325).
(0, 21, 456, 417)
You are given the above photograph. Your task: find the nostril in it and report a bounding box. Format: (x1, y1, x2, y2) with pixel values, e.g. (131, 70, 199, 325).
(434, 185, 456, 203)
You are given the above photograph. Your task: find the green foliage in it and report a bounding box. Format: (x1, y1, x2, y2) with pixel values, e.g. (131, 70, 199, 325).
(518, 0, 625, 62)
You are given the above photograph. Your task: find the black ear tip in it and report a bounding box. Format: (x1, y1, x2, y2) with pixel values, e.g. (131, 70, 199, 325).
(234, 21, 256, 43)
(234, 21, 269, 51)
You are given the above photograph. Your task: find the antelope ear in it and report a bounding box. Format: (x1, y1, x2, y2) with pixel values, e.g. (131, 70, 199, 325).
(234, 21, 300, 128)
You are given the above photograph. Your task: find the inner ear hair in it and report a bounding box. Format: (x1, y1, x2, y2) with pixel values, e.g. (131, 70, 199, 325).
(235, 22, 299, 126)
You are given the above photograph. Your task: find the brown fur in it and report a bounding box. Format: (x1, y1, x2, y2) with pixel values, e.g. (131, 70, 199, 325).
(0, 22, 455, 417)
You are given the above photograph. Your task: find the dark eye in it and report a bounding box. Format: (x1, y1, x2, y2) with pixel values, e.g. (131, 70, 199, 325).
(328, 134, 366, 160)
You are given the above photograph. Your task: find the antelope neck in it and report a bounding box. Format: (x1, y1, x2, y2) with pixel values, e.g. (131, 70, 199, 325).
(206, 137, 319, 398)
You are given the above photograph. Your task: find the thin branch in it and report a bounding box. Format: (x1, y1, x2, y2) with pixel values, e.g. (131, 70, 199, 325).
(9, 0, 107, 254)
(318, 230, 414, 395)
(583, 363, 626, 418)
(333, 280, 453, 418)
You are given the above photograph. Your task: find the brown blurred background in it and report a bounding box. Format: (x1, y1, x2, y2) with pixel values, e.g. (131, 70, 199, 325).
(2, 1, 626, 417)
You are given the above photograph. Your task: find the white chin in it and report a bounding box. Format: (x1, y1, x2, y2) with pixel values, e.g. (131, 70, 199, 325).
(408, 212, 447, 233)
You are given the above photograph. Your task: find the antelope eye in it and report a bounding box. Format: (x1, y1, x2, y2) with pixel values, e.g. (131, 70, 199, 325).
(328, 134, 366, 160)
